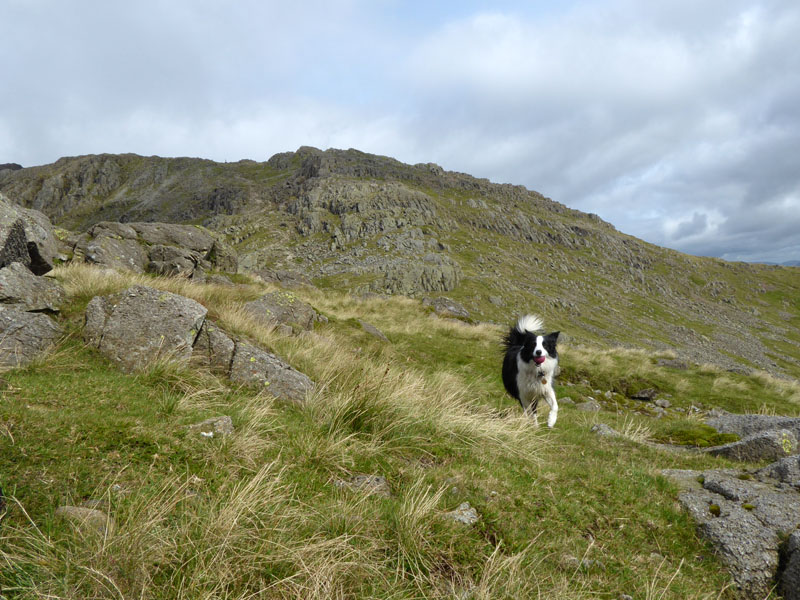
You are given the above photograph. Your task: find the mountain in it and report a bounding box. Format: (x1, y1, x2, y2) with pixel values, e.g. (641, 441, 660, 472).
(1, 147, 799, 377)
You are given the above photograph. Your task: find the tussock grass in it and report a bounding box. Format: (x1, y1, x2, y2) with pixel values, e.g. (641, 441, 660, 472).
(711, 375, 749, 393)
(2, 263, 776, 598)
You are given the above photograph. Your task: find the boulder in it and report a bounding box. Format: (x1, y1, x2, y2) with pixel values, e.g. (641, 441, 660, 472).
(0, 307, 62, 367)
(229, 341, 314, 403)
(84, 285, 207, 372)
(255, 268, 314, 289)
(243, 291, 320, 332)
(0, 262, 65, 312)
(0, 192, 59, 274)
(704, 429, 798, 462)
(630, 388, 658, 401)
(590, 423, 619, 437)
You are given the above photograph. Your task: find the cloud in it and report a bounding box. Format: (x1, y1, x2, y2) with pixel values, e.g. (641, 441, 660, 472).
(401, 1, 800, 262)
(672, 213, 709, 240)
(2, 0, 800, 262)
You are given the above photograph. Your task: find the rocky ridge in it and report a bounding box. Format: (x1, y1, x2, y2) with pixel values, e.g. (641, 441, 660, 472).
(1, 149, 799, 378)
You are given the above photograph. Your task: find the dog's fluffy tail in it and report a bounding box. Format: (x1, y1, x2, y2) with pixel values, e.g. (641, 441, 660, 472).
(503, 314, 544, 348)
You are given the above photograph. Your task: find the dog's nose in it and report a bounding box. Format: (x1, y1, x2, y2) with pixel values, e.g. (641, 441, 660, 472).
(534, 349, 543, 356)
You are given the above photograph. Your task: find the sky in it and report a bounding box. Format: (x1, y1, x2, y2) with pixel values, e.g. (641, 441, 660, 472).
(2, 0, 800, 264)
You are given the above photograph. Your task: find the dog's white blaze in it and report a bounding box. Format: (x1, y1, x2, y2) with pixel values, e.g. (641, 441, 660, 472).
(516, 314, 543, 333)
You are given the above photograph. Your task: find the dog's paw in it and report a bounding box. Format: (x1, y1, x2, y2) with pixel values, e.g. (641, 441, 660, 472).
(547, 413, 557, 428)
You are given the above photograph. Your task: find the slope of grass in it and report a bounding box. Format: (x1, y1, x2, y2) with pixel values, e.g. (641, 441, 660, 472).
(3, 264, 798, 598)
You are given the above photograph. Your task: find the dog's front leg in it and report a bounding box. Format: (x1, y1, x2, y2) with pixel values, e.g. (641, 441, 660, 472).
(545, 389, 558, 428)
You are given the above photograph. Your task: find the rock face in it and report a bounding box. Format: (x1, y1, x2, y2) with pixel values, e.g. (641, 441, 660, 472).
(84, 285, 207, 372)
(0, 262, 65, 313)
(72, 221, 237, 277)
(83, 287, 314, 402)
(0, 192, 59, 274)
(664, 460, 800, 598)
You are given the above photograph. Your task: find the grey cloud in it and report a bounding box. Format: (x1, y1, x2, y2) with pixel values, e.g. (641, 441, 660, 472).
(673, 213, 709, 240)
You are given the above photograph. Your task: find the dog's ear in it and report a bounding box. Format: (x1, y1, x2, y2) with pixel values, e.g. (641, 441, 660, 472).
(546, 331, 560, 343)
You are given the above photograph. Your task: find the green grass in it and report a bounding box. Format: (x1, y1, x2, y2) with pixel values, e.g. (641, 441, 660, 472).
(2, 264, 797, 598)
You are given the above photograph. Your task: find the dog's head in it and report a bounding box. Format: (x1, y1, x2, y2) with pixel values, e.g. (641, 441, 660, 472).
(519, 331, 559, 365)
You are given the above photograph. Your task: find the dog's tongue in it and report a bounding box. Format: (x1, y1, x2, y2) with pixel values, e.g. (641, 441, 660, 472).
(534, 356, 546, 365)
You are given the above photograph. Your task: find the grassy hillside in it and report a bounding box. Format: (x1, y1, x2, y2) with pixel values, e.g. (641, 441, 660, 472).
(3, 264, 799, 598)
(2, 149, 800, 380)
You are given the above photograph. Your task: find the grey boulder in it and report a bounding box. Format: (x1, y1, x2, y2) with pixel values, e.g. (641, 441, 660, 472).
(0, 307, 62, 367)
(244, 291, 320, 332)
(0, 262, 65, 313)
(229, 341, 314, 403)
(84, 285, 207, 372)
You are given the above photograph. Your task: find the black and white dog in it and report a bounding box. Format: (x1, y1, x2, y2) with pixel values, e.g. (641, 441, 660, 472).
(502, 315, 560, 427)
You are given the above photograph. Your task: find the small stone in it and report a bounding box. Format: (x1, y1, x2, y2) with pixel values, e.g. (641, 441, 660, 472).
(55, 506, 115, 537)
(631, 388, 658, 401)
(189, 416, 234, 438)
(334, 474, 392, 497)
(591, 423, 619, 437)
(654, 398, 671, 409)
(576, 400, 601, 412)
(444, 502, 479, 526)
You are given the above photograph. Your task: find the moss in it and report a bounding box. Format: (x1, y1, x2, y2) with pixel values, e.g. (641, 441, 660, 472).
(709, 504, 721, 517)
(654, 423, 739, 448)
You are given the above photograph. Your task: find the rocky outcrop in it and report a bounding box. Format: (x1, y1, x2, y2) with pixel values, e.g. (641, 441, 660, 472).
(663, 466, 800, 599)
(0, 192, 59, 275)
(663, 412, 800, 598)
(83, 287, 314, 402)
(72, 221, 237, 278)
